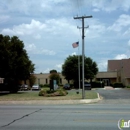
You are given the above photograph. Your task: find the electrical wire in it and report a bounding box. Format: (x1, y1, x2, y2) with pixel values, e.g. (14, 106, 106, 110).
(70, 0, 82, 41)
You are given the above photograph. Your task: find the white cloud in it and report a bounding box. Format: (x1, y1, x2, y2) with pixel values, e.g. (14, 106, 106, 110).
(71, 52, 77, 55)
(123, 28, 130, 36)
(26, 44, 36, 51)
(25, 44, 56, 55)
(42, 63, 63, 73)
(1, 18, 78, 39)
(91, 0, 130, 12)
(121, 0, 130, 11)
(92, 8, 100, 12)
(115, 54, 128, 59)
(55, 63, 63, 72)
(107, 14, 130, 32)
(43, 68, 51, 73)
(41, 49, 56, 55)
(55, 63, 62, 69)
(1, 19, 46, 36)
(98, 61, 107, 71)
(86, 19, 106, 38)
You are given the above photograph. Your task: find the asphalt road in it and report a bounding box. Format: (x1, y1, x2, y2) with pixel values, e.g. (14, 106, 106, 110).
(0, 88, 130, 130)
(0, 104, 130, 130)
(96, 88, 130, 99)
(95, 88, 130, 104)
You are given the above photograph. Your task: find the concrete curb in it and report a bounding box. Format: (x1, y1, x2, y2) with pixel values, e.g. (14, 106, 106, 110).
(80, 93, 101, 104)
(0, 93, 101, 105)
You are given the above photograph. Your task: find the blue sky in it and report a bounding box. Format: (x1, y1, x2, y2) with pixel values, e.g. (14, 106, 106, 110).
(0, 0, 130, 73)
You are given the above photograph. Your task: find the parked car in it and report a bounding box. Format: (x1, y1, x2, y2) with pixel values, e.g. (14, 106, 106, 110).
(63, 83, 71, 90)
(20, 84, 28, 91)
(84, 82, 91, 90)
(32, 84, 40, 90)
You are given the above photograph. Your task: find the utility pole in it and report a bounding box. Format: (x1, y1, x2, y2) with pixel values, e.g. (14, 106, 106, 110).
(74, 15, 92, 99)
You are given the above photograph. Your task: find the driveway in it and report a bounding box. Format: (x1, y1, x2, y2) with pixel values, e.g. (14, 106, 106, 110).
(95, 87, 130, 104)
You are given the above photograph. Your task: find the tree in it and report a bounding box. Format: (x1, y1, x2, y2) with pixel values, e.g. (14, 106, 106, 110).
(62, 55, 98, 82)
(29, 74, 36, 87)
(0, 34, 35, 92)
(50, 69, 57, 73)
(49, 70, 60, 84)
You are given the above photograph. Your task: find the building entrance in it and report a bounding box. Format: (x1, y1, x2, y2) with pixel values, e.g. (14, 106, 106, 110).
(103, 79, 110, 86)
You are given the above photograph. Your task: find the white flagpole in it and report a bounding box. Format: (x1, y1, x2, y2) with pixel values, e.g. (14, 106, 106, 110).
(78, 43, 80, 92)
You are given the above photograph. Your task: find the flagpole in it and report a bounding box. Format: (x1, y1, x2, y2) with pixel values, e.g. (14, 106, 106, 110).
(72, 41, 80, 93)
(78, 44, 80, 92)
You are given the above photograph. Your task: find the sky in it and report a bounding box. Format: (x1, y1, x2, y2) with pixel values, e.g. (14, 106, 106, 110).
(0, 0, 130, 74)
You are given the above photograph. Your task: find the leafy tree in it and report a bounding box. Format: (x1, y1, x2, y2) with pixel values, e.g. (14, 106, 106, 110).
(49, 73, 60, 81)
(29, 74, 36, 87)
(62, 55, 98, 82)
(0, 34, 35, 92)
(50, 69, 57, 73)
(49, 70, 60, 84)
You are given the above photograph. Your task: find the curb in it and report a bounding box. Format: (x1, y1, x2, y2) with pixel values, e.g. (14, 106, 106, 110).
(80, 92, 101, 104)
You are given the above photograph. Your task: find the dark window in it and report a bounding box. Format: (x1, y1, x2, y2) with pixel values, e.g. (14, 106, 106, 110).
(60, 78, 62, 84)
(38, 79, 40, 84)
(46, 79, 48, 84)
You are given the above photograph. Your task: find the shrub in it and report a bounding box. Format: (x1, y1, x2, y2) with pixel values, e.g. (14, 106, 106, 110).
(39, 84, 50, 88)
(127, 86, 130, 88)
(57, 89, 68, 96)
(39, 88, 68, 96)
(44, 84, 50, 88)
(39, 84, 44, 88)
(113, 82, 124, 88)
(91, 81, 104, 88)
(59, 84, 63, 87)
(69, 83, 74, 88)
(38, 89, 47, 96)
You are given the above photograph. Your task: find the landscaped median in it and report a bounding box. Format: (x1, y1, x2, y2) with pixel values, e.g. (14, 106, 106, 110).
(0, 89, 101, 104)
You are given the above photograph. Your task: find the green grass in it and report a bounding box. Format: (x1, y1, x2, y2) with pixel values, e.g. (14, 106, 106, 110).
(0, 90, 98, 101)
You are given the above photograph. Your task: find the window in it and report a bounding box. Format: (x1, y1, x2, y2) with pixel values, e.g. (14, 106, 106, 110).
(46, 79, 48, 84)
(0, 78, 4, 84)
(38, 79, 40, 84)
(60, 78, 62, 84)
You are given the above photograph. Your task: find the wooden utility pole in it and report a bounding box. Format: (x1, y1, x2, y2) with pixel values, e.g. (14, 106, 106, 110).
(74, 15, 92, 99)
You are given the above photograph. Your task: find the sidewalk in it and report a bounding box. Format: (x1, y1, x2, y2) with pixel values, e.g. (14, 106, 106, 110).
(0, 93, 101, 105)
(104, 86, 115, 90)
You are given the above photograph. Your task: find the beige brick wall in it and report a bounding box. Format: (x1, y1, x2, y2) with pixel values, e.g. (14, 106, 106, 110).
(96, 71, 117, 78)
(34, 73, 68, 85)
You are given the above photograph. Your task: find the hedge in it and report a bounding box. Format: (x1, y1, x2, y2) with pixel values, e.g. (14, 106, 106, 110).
(91, 81, 104, 88)
(112, 82, 124, 88)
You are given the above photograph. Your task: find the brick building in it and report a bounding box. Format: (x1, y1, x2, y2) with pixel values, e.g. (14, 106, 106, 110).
(25, 59, 130, 87)
(96, 59, 130, 86)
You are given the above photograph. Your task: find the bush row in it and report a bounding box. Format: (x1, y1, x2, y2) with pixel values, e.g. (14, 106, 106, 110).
(91, 81, 104, 88)
(39, 88, 68, 97)
(112, 82, 124, 88)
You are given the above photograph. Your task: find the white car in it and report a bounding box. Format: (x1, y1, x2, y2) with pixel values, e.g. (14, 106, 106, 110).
(32, 84, 40, 90)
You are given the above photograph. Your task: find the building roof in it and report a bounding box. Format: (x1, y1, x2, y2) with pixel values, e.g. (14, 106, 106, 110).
(96, 71, 117, 78)
(108, 59, 130, 78)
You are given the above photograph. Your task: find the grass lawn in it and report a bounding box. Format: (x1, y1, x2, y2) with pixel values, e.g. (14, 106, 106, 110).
(0, 90, 98, 101)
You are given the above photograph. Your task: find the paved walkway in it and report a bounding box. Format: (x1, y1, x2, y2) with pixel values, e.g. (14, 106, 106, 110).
(104, 86, 115, 90)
